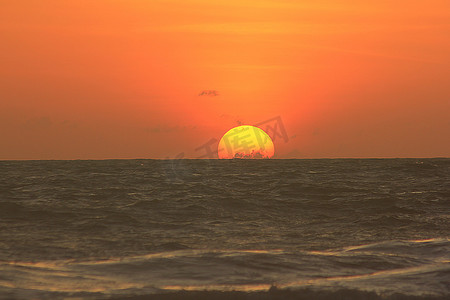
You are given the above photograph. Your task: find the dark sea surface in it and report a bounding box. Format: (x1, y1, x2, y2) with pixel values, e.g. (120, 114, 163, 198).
(0, 159, 449, 299)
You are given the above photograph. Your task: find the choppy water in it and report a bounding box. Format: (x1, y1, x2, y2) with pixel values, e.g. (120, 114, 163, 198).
(0, 159, 449, 299)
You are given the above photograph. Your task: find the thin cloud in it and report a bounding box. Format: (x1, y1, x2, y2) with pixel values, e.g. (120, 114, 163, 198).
(145, 125, 197, 133)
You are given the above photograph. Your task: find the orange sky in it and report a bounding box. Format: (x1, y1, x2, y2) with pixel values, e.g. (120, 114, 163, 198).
(1, 0, 449, 159)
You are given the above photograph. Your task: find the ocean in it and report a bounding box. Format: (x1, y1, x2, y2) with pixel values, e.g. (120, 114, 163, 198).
(0, 159, 449, 299)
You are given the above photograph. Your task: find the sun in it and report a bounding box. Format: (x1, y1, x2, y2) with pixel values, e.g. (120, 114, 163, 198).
(218, 125, 274, 159)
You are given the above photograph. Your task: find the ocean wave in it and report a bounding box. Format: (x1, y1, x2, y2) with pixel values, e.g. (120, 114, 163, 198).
(108, 288, 448, 300)
(0, 239, 448, 299)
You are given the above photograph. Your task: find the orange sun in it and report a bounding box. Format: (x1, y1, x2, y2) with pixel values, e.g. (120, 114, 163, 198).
(218, 125, 275, 159)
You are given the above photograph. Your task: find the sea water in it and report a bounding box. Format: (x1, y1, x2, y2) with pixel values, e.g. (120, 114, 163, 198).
(0, 159, 449, 299)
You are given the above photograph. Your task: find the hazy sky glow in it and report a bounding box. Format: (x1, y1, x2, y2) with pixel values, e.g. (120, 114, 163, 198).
(1, 0, 449, 159)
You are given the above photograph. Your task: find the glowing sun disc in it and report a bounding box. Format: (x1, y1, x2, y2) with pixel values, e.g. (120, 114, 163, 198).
(218, 125, 274, 159)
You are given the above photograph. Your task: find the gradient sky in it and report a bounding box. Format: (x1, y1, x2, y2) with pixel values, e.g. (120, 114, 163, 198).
(1, 0, 449, 159)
